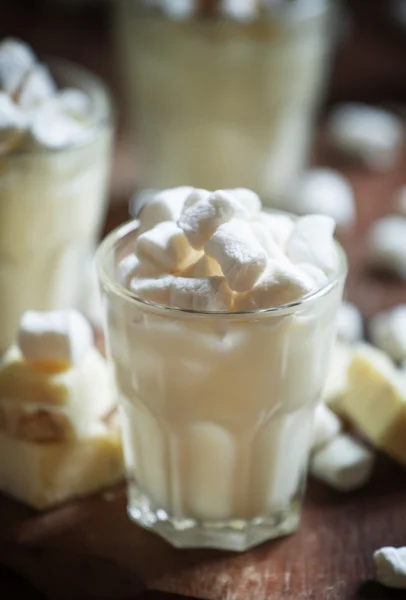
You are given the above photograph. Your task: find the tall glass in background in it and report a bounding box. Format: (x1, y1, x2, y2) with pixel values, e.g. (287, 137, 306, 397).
(0, 60, 114, 355)
(97, 219, 347, 551)
(115, 0, 337, 207)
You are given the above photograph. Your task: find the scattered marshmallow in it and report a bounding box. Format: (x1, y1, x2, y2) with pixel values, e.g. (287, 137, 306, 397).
(233, 260, 319, 310)
(368, 216, 406, 278)
(286, 215, 338, 275)
(374, 547, 406, 589)
(328, 103, 403, 170)
(139, 186, 193, 232)
(0, 92, 26, 152)
(291, 168, 356, 228)
(170, 276, 233, 311)
(254, 211, 295, 248)
(130, 275, 175, 305)
(369, 305, 406, 362)
(0, 37, 36, 96)
(337, 302, 363, 343)
(225, 187, 261, 214)
(178, 190, 249, 250)
(181, 254, 222, 278)
(205, 219, 268, 292)
(310, 433, 375, 492)
(311, 404, 342, 451)
(18, 310, 94, 368)
(135, 221, 195, 272)
(16, 63, 56, 110)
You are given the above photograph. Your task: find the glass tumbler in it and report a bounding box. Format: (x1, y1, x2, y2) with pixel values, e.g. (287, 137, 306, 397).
(115, 0, 337, 207)
(97, 219, 347, 551)
(0, 60, 114, 355)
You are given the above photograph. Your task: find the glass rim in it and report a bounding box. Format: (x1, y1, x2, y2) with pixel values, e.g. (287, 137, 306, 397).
(96, 217, 348, 320)
(1, 56, 114, 158)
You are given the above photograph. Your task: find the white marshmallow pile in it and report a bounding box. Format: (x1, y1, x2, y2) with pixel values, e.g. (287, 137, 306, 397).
(369, 305, 406, 363)
(18, 309, 93, 368)
(374, 547, 406, 589)
(328, 103, 403, 171)
(367, 215, 406, 279)
(0, 37, 94, 153)
(125, 186, 339, 311)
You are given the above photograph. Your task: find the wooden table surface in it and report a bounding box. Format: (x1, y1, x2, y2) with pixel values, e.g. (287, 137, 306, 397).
(1, 1, 406, 599)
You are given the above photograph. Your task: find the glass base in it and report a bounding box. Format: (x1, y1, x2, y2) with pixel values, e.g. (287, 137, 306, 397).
(127, 484, 301, 552)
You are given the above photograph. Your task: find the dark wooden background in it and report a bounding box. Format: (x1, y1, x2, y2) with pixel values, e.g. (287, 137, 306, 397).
(1, 1, 406, 599)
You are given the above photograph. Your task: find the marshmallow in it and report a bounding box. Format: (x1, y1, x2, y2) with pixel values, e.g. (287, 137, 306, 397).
(310, 433, 375, 492)
(337, 302, 363, 343)
(369, 305, 406, 362)
(183, 188, 211, 212)
(374, 547, 406, 589)
(170, 276, 233, 311)
(58, 88, 92, 121)
(161, 0, 195, 19)
(181, 254, 222, 278)
(311, 404, 341, 451)
(254, 212, 295, 248)
(139, 186, 193, 232)
(118, 253, 160, 285)
(178, 190, 249, 250)
(297, 263, 329, 289)
(220, 0, 257, 22)
(291, 168, 356, 228)
(18, 310, 94, 369)
(0, 37, 36, 96)
(0, 92, 26, 152)
(225, 187, 262, 214)
(250, 222, 288, 262)
(17, 63, 56, 110)
(205, 219, 268, 292)
(368, 216, 406, 278)
(234, 260, 318, 310)
(328, 103, 403, 170)
(135, 221, 195, 271)
(30, 98, 89, 149)
(130, 275, 175, 305)
(286, 215, 338, 275)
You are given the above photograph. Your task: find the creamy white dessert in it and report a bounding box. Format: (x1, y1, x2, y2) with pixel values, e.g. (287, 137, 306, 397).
(98, 186, 345, 549)
(0, 38, 113, 355)
(0, 310, 124, 509)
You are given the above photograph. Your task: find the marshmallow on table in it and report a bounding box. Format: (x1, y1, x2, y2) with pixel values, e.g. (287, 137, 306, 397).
(178, 190, 249, 250)
(234, 260, 320, 310)
(338, 302, 363, 343)
(130, 275, 175, 306)
(286, 214, 338, 276)
(0, 37, 36, 96)
(311, 404, 342, 452)
(367, 216, 406, 278)
(138, 186, 193, 232)
(254, 211, 295, 248)
(291, 168, 356, 228)
(18, 310, 93, 369)
(369, 305, 406, 362)
(374, 547, 406, 589)
(135, 220, 196, 272)
(328, 103, 403, 170)
(310, 433, 375, 492)
(170, 276, 233, 311)
(0, 92, 26, 152)
(16, 63, 56, 110)
(205, 219, 268, 292)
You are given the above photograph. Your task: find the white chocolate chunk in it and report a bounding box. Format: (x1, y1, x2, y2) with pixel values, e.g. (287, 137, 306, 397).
(0, 92, 26, 152)
(180, 254, 222, 278)
(234, 260, 317, 310)
(205, 219, 268, 292)
(18, 310, 93, 368)
(130, 275, 175, 305)
(338, 302, 363, 343)
(367, 216, 406, 278)
(0, 37, 36, 96)
(178, 190, 249, 250)
(17, 63, 56, 110)
(139, 186, 193, 232)
(225, 187, 262, 214)
(369, 305, 406, 362)
(292, 168, 356, 228)
(310, 434, 375, 492)
(286, 214, 338, 275)
(374, 547, 406, 589)
(311, 404, 342, 451)
(170, 276, 233, 311)
(254, 211, 295, 248)
(135, 221, 195, 271)
(328, 103, 403, 170)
